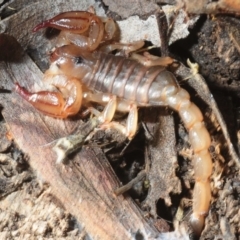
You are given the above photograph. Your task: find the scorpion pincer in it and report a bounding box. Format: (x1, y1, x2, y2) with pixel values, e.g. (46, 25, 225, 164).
(15, 11, 213, 236)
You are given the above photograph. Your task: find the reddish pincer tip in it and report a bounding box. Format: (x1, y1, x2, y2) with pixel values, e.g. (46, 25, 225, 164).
(14, 82, 22, 92)
(14, 82, 30, 100)
(32, 20, 51, 32)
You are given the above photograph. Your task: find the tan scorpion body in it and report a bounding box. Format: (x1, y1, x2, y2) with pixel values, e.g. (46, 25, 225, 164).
(15, 11, 213, 236)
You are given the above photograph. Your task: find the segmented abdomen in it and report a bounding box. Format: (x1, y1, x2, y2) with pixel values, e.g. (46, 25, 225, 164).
(82, 52, 178, 106)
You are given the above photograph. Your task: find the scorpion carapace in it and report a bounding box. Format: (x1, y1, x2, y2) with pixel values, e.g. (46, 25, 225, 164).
(15, 11, 212, 236)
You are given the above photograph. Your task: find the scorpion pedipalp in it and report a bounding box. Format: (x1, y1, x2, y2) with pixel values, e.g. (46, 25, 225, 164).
(15, 76, 83, 118)
(33, 11, 108, 51)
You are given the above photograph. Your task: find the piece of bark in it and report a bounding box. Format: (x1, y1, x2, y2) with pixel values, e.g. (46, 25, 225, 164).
(105, 2, 199, 47)
(102, 0, 158, 19)
(0, 33, 24, 62)
(142, 108, 181, 218)
(189, 16, 240, 93)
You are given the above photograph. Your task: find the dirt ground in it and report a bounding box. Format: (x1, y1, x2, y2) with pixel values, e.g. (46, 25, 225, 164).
(0, 0, 240, 239)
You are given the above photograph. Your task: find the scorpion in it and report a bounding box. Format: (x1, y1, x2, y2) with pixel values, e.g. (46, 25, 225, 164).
(15, 11, 212, 236)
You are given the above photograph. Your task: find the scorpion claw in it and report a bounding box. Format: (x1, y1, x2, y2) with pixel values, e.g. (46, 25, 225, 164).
(33, 11, 92, 33)
(15, 82, 66, 117)
(32, 11, 108, 51)
(15, 78, 82, 118)
(32, 20, 52, 32)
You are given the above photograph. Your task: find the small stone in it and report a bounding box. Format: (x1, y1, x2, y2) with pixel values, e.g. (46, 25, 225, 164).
(32, 221, 48, 235)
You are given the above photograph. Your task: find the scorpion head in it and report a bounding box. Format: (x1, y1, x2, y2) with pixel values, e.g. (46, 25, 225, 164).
(48, 44, 94, 79)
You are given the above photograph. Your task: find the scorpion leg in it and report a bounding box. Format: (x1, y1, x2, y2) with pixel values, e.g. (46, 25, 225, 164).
(131, 51, 173, 67)
(101, 103, 138, 140)
(100, 40, 145, 55)
(33, 11, 105, 51)
(97, 95, 117, 124)
(15, 76, 82, 118)
(84, 92, 138, 139)
(101, 17, 117, 41)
